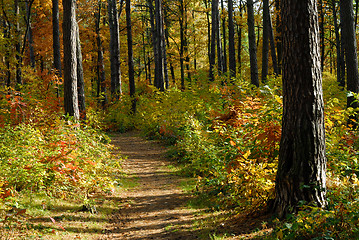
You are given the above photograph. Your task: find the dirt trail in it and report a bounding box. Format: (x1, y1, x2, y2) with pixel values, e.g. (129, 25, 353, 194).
(103, 131, 204, 239)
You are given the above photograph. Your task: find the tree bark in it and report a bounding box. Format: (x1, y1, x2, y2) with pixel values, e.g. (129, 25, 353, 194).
(209, 0, 219, 81)
(269, 12, 279, 76)
(228, 0, 236, 78)
(76, 22, 86, 120)
(332, 0, 345, 87)
(26, 1, 35, 68)
(221, 0, 227, 73)
(262, 0, 270, 83)
(126, 0, 136, 114)
(108, 0, 122, 98)
(273, 0, 326, 218)
(95, 0, 107, 108)
(53, 0, 62, 100)
(340, 0, 359, 127)
(63, 0, 79, 120)
(319, 0, 325, 71)
(15, 0, 22, 88)
(247, 0, 259, 87)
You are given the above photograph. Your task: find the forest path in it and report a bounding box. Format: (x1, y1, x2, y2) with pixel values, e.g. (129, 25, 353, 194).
(103, 131, 205, 239)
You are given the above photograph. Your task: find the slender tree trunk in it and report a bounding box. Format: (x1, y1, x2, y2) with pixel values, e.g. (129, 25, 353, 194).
(228, 0, 236, 78)
(15, 0, 22, 88)
(319, 0, 325, 71)
(52, 0, 62, 76)
(273, 0, 326, 218)
(108, 0, 122, 98)
(180, 0, 185, 89)
(209, 0, 218, 82)
(221, 0, 227, 73)
(269, 13, 279, 76)
(62, 0, 79, 120)
(3, 18, 11, 87)
(204, 0, 211, 64)
(164, 10, 175, 83)
(216, 3, 224, 75)
(126, 0, 136, 114)
(262, 0, 269, 83)
(247, 0, 259, 87)
(147, 0, 157, 87)
(340, 0, 359, 127)
(95, 0, 107, 107)
(332, 0, 345, 87)
(52, 0, 62, 98)
(275, 0, 282, 74)
(26, 2, 35, 68)
(184, 6, 191, 82)
(76, 22, 86, 120)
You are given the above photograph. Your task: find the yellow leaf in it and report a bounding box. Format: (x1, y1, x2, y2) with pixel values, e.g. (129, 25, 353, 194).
(277, 230, 283, 239)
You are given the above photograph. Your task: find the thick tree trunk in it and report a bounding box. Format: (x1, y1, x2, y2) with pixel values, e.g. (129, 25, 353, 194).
(262, 0, 270, 83)
(126, 0, 136, 114)
(63, 0, 79, 120)
(108, 0, 122, 98)
(247, 0, 259, 87)
(76, 22, 86, 120)
(228, 0, 236, 78)
(340, 0, 359, 127)
(273, 0, 326, 218)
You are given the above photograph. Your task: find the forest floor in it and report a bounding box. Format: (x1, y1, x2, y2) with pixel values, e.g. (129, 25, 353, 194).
(2, 131, 272, 239)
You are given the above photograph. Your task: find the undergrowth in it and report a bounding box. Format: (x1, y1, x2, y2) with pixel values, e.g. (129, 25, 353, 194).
(105, 72, 359, 239)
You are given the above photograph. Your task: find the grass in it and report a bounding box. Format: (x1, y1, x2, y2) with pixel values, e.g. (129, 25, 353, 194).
(0, 188, 125, 239)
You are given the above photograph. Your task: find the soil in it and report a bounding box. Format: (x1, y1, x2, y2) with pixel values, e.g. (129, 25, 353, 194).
(101, 131, 206, 239)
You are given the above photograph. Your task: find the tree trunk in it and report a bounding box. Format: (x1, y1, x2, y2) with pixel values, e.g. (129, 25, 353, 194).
(228, 0, 236, 78)
(63, 0, 79, 120)
(204, 0, 211, 65)
(108, 0, 122, 98)
(76, 22, 86, 120)
(262, 0, 270, 83)
(221, 0, 227, 73)
(3, 18, 11, 87)
(247, 0, 259, 87)
(332, 0, 345, 87)
(269, 12, 279, 76)
(275, 0, 282, 74)
(95, 0, 107, 108)
(340, 0, 359, 127)
(52, 0, 62, 76)
(52, 0, 62, 98)
(209, 0, 218, 81)
(147, 0, 157, 87)
(126, 0, 136, 114)
(15, 0, 22, 88)
(26, 2, 35, 68)
(319, 0, 325, 71)
(273, 0, 326, 218)
(216, 3, 224, 75)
